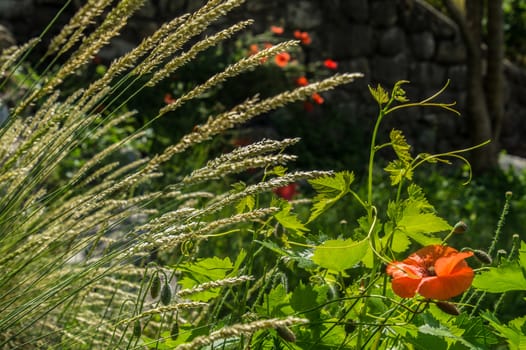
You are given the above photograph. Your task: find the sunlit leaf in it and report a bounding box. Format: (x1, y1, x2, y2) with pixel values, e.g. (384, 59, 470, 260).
(311, 238, 369, 272)
(391, 230, 412, 252)
(390, 129, 413, 165)
(178, 256, 233, 283)
(368, 83, 389, 105)
(274, 201, 309, 235)
(308, 171, 354, 223)
(392, 80, 410, 103)
(483, 312, 526, 349)
(384, 159, 413, 186)
(473, 261, 526, 292)
(396, 203, 450, 246)
(177, 257, 234, 301)
(406, 184, 435, 213)
(235, 195, 255, 213)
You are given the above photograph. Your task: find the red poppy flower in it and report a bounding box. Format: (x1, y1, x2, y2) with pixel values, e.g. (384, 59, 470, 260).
(248, 43, 259, 56)
(324, 58, 338, 70)
(293, 30, 312, 45)
(311, 93, 324, 105)
(296, 76, 309, 86)
(270, 25, 284, 35)
(274, 52, 290, 67)
(273, 183, 297, 200)
(164, 93, 176, 104)
(386, 245, 474, 300)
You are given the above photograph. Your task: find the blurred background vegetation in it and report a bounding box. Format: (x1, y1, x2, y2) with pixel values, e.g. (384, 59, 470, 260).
(1, 0, 526, 305)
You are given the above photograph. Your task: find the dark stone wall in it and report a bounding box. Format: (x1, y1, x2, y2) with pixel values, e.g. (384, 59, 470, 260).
(1, 0, 526, 157)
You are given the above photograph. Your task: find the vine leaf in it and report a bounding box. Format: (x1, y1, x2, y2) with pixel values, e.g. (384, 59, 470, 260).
(396, 202, 450, 246)
(385, 159, 412, 186)
(406, 184, 435, 213)
(236, 195, 255, 213)
(392, 80, 410, 103)
(473, 241, 526, 293)
(307, 171, 354, 223)
(384, 129, 414, 186)
(311, 238, 369, 273)
(368, 83, 389, 106)
(390, 129, 413, 164)
(274, 201, 309, 235)
(177, 257, 233, 301)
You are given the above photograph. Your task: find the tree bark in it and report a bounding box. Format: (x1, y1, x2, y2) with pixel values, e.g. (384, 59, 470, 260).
(443, 0, 498, 172)
(485, 0, 504, 144)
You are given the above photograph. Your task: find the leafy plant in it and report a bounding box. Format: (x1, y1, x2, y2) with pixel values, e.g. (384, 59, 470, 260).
(248, 80, 523, 348)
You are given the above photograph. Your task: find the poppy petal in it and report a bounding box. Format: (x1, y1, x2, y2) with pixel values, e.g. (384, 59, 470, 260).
(417, 269, 474, 300)
(434, 251, 473, 276)
(391, 276, 421, 298)
(387, 262, 424, 298)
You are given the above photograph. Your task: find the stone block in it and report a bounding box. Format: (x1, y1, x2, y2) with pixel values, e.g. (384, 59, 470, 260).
(328, 24, 373, 58)
(370, 0, 398, 28)
(410, 31, 435, 60)
(409, 62, 446, 88)
(378, 27, 406, 56)
(371, 53, 409, 86)
(341, 0, 368, 23)
(436, 40, 466, 64)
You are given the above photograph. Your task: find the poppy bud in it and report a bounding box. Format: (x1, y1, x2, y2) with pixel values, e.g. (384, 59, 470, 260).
(435, 301, 460, 316)
(133, 320, 142, 337)
(276, 325, 296, 343)
(150, 274, 161, 299)
(160, 282, 172, 305)
(497, 249, 507, 257)
(170, 322, 179, 341)
(344, 320, 356, 334)
(505, 191, 513, 200)
(473, 250, 492, 265)
(453, 221, 468, 234)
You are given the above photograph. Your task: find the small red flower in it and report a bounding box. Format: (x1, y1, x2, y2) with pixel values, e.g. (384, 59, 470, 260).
(273, 183, 297, 200)
(296, 76, 309, 86)
(274, 52, 290, 67)
(311, 93, 324, 105)
(303, 101, 314, 112)
(164, 93, 176, 104)
(387, 245, 474, 300)
(270, 25, 284, 35)
(324, 58, 338, 70)
(263, 42, 273, 49)
(293, 30, 312, 45)
(249, 43, 259, 56)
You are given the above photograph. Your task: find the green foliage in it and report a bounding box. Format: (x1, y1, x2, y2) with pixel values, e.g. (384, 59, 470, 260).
(308, 171, 354, 222)
(1, 0, 524, 347)
(311, 238, 368, 273)
(473, 241, 526, 292)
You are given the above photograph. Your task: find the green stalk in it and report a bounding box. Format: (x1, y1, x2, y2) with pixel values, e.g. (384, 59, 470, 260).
(367, 109, 385, 221)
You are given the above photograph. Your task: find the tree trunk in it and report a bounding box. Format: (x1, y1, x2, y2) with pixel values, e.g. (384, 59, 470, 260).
(485, 0, 504, 144)
(443, 0, 498, 172)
